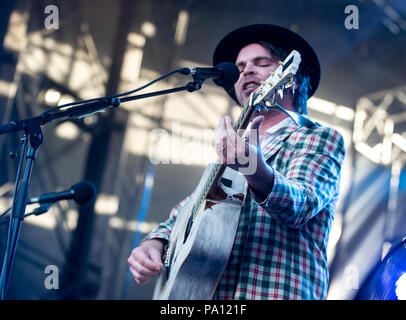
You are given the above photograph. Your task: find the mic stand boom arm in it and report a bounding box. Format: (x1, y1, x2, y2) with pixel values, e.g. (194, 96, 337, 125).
(0, 77, 203, 299)
(0, 79, 203, 135)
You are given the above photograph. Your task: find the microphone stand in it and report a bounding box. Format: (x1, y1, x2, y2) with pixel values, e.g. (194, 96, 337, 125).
(0, 123, 43, 299)
(0, 204, 52, 226)
(0, 77, 204, 299)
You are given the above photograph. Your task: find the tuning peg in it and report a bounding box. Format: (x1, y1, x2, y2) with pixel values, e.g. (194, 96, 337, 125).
(256, 104, 268, 112)
(285, 77, 294, 88)
(279, 61, 285, 66)
(277, 87, 284, 99)
(285, 81, 293, 89)
(267, 94, 276, 106)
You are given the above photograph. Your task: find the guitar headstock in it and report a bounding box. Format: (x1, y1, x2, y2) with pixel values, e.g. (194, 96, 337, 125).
(247, 50, 302, 108)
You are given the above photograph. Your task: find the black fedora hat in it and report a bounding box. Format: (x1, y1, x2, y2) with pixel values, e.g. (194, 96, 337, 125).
(212, 24, 321, 102)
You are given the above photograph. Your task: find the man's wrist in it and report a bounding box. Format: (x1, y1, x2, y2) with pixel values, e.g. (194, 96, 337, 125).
(245, 163, 275, 202)
(142, 238, 167, 250)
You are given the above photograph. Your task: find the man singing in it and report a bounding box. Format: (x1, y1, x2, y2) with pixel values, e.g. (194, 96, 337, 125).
(127, 24, 345, 300)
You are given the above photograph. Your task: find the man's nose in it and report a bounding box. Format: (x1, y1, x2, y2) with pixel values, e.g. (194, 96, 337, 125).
(242, 63, 256, 76)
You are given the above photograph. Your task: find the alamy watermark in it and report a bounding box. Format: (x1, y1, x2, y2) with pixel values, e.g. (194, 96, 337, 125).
(148, 121, 259, 176)
(44, 5, 59, 30)
(344, 5, 359, 30)
(44, 265, 59, 290)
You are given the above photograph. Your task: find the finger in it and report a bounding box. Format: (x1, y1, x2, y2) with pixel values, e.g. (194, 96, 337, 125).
(223, 116, 249, 167)
(127, 254, 136, 267)
(216, 116, 226, 140)
(144, 249, 164, 271)
(215, 124, 225, 153)
(215, 117, 230, 161)
(222, 134, 236, 165)
(148, 247, 164, 269)
(131, 261, 159, 278)
(129, 266, 141, 284)
(132, 248, 161, 271)
(129, 265, 151, 285)
(223, 116, 238, 147)
(225, 116, 249, 157)
(248, 115, 264, 147)
(251, 115, 264, 129)
(218, 116, 224, 128)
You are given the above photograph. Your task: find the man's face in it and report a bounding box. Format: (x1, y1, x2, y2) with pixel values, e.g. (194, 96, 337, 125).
(234, 43, 280, 107)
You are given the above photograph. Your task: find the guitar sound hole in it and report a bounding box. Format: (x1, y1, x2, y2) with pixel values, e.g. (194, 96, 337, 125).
(220, 177, 232, 188)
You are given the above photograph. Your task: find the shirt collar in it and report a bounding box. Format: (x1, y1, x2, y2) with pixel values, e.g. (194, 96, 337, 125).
(265, 117, 295, 136)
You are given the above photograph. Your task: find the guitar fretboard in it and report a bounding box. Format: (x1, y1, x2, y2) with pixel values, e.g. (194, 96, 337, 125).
(189, 99, 255, 221)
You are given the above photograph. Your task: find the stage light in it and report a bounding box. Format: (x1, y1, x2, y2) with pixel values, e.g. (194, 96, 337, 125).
(108, 216, 158, 233)
(58, 94, 74, 106)
(64, 209, 78, 230)
(392, 133, 406, 152)
(127, 32, 146, 47)
(308, 97, 354, 121)
(355, 238, 406, 300)
(354, 142, 381, 164)
(335, 105, 354, 121)
(83, 114, 99, 126)
(95, 194, 120, 215)
(55, 121, 80, 140)
(174, 10, 189, 46)
(44, 88, 61, 105)
(308, 96, 335, 114)
(395, 273, 406, 300)
(0, 80, 17, 97)
(141, 21, 156, 38)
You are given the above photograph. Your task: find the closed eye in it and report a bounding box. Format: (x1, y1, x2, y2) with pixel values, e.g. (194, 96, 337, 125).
(255, 57, 274, 67)
(236, 56, 275, 73)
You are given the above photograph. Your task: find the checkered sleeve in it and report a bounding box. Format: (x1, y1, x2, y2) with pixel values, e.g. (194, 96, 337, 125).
(142, 195, 191, 243)
(253, 126, 345, 228)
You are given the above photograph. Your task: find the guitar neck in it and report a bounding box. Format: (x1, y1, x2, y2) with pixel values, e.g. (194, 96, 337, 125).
(191, 101, 256, 215)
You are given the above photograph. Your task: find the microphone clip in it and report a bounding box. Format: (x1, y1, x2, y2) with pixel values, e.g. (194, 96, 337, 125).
(185, 79, 204, 93)
(29, 203, 52, 216)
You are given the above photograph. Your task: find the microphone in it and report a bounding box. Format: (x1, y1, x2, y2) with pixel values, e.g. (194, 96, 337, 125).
(28, 181, 96, 205)
(179, 62, 239, 88)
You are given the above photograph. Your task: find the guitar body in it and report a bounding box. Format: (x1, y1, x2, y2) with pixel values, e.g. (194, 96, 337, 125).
(153, 164, 247, 300)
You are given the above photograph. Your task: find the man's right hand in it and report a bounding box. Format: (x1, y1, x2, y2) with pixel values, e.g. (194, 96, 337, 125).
(127, 239, 165, 285)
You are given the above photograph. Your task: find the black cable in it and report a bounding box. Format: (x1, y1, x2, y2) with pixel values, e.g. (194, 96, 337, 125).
(0, 207, 11, 219)
(0, 206, 50, 225)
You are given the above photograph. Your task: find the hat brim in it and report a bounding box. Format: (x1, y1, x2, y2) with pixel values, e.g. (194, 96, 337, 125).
(212, 24, 321, 102)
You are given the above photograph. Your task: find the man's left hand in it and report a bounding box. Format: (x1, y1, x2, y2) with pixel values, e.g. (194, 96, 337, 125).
(215, 115, 274, 201)
(215, 115, 264, 175)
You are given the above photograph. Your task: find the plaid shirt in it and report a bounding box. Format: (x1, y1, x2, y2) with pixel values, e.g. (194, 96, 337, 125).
(144, 121, 345, 300)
